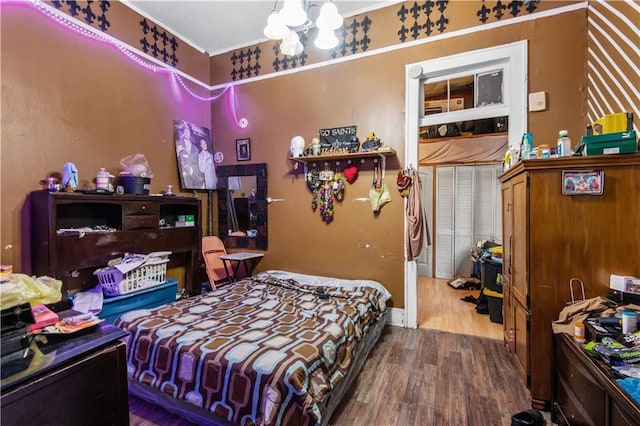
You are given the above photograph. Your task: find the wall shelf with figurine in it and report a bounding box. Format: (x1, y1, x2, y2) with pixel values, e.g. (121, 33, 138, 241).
(289, 148, 396, 166)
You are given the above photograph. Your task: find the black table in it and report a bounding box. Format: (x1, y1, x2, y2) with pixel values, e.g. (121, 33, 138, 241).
(1, 322, 129, 425)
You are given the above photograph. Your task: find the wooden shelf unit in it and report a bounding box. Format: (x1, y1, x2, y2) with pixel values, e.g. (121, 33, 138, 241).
(289, 148, 396, 165)
(24, 191, 202, 296)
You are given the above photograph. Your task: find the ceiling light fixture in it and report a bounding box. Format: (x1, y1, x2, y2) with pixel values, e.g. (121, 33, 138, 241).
(263, 0, 344, 56)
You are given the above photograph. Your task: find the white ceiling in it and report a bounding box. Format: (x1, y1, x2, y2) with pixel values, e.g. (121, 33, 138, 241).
(123, 0, 394, 56)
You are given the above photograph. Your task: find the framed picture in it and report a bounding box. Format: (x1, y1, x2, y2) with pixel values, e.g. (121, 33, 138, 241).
(173, 119, 217, 190)
(562, 170, 604, 195)
(236, 138, 251, 161)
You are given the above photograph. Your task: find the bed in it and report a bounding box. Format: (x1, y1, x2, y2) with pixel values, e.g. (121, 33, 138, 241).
(114, 270, 391, 425)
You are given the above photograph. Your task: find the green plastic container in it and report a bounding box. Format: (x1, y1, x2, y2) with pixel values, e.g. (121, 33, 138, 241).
(582, 130, 637, 156)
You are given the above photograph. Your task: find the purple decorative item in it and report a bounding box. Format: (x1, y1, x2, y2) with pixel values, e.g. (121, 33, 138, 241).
(62, 162, 78, 190)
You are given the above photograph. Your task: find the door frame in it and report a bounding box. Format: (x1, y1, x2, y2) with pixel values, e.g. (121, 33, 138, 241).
(404, 41, 527, 328)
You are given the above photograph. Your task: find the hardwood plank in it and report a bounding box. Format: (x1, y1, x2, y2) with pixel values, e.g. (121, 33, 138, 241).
(130, 327, 550, 425)
(418, 276, 503, 340)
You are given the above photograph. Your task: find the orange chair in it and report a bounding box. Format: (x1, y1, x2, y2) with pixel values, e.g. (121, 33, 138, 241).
(202, 236, 233, 289)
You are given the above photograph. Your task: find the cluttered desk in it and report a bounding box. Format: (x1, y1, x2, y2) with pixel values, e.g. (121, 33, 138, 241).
(1, 300, 129, 425)
(552, 275, 640, 424)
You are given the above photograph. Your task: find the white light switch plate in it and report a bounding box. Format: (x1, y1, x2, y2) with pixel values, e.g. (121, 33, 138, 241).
(528, 91, 546, 111)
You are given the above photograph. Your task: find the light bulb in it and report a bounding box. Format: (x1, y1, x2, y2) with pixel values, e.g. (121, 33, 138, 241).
(264, 11, 289, 40)
(316, 1, 343, 30)
(314, 27, 339, 50)
(280, 31, 304, 56)
(280, 0, 307, 27)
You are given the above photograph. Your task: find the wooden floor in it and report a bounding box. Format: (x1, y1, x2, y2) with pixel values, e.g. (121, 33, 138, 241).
(418, 276, 503, 340)
(129, 326, 538, 426)
(129, 277, 547, 425)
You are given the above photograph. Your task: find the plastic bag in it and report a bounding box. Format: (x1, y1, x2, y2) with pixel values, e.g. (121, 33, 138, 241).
(119, 153, 154, 178)
(0, 274, 62, 310)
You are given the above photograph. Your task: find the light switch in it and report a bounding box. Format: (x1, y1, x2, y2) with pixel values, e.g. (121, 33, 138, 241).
(528, 91, 546, 112)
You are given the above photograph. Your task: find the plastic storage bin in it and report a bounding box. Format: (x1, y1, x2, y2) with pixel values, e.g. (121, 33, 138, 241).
(482, 259, 503, 293)
(95, 253, 170, 296)
(511, 409, 546, 425)
(99, 279, 178, 323)
(483, 287, 504, 324)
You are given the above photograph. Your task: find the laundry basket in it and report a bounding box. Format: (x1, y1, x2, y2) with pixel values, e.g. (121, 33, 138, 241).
(95, 252, 170, 296)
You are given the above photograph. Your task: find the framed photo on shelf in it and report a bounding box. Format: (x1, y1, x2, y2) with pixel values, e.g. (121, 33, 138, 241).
(562, 170, 604, 195)
(236, 138, 251, 161)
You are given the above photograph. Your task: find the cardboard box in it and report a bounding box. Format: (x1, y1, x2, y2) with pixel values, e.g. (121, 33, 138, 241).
(610, 274, 640, 295)
(582, 130, 637, 156)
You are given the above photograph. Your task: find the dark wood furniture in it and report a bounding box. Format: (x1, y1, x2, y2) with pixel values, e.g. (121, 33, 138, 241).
(23, 191, 202, 296)
(554, 333, 640, 425)
(500, 154, 640, 410)
(1, 323, 129, 425)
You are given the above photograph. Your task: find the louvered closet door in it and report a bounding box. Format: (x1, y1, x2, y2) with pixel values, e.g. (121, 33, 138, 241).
(435, 166, 473, 278)
(474, 164, 503, 243)
(435, 164, 502, 279)
(453, 167, 475, 277)
(417, 167, 433, 277)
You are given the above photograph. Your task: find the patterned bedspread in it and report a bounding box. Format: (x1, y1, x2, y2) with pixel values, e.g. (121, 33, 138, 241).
(114, 271, 388, 425)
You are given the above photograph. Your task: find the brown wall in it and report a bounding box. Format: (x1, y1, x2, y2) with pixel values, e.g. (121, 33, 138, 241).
(0, 2, 597, 309)
(0, 4, 211, 275)
(587, 1, 640, 126)
(209, 8, 590, 307)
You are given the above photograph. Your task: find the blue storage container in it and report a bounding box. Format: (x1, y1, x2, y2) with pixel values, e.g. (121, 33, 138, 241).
(99, 279, 178, 323)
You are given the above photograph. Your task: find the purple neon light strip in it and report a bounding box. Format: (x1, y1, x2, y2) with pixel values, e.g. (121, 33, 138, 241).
(23, 0, 237, 108)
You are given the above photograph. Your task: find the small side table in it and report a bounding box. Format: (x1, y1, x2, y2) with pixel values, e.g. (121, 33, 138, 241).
(219, 252, 264, 282)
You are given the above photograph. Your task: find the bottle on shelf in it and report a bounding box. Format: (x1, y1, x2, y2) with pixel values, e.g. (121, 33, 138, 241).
(557, 130, 573, 157)
(510, 146, 519, 167)
(503, 148, 511, 171)
(520, 133, 532, 161)
(96, 168, 111, 191)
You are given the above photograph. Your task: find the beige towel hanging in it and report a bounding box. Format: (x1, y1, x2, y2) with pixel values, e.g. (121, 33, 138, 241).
(406, 167, 425, 261)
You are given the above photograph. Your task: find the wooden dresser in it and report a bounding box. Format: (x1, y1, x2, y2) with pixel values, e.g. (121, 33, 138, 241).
(1, 323, 129, 425)
(499, 154, 640, 409)
(23, 191, 202, 296)
(554, 333, 640, 425)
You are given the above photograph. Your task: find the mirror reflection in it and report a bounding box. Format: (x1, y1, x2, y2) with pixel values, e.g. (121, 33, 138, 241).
(227, 175, 258, 237)
(217, 163, 267, 250)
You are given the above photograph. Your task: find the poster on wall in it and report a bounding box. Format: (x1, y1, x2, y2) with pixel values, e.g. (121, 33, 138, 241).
(174, 119, 217, 190)
(318, 125, 359, 153)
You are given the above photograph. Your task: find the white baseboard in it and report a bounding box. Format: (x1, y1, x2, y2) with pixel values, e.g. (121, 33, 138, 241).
(385, 307, 406, 327)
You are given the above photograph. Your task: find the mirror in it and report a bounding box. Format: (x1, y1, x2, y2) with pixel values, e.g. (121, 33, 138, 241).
(217, 163, 267, 250)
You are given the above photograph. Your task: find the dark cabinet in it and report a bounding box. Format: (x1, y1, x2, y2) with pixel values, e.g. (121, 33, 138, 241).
(1, 324, 129, 425)
(24, 191, 202, 296)
(554, 333, 640, 426)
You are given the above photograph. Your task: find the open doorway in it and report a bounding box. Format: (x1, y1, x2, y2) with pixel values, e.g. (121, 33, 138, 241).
(404, 41, 528, 331)
(417, 163, 503, 339)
